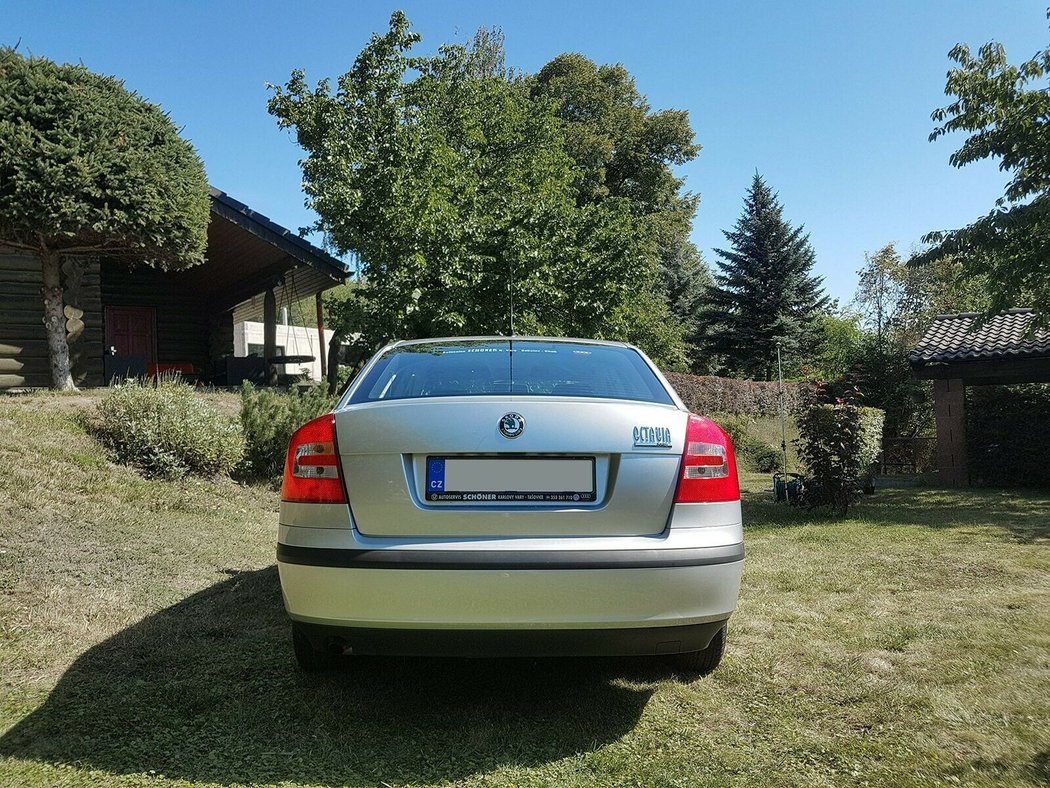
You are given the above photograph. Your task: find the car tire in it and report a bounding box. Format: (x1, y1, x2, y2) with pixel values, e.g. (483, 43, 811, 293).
(669, 625, 726, 678)
(292, 623, 337, 672)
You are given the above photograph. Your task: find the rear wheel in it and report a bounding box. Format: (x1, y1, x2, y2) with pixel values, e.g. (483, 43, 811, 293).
(292, 623, 337, 672)
(668, 625, 726, 678)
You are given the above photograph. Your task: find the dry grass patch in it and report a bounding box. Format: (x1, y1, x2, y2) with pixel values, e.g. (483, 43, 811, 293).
(0, 397, 1047, 787)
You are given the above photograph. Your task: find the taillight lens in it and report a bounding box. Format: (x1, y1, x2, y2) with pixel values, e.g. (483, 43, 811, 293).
(674, 415, 740, 503)
(280, 413, 347, 504)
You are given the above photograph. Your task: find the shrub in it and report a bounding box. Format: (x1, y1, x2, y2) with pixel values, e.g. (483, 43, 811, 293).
(856, 407, 886, 472)
(88, 378, 244, 478)
(665, 373, 801, 419)
(752, 444, 784, 474)
(967, 384, 1050, 487)
(794, 386, 884, 516)
(238, 383, 338, 480)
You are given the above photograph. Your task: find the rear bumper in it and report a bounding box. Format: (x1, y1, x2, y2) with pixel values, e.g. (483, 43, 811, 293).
(294, 619, 729, 657)
(278, 548, 743, 643)
(277, 500, 744, 655)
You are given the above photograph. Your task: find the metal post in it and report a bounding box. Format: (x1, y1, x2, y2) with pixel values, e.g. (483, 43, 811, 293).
(315, 292, 327, 381)
(776, 342, 789, 473)
(263, 287, 277, 386)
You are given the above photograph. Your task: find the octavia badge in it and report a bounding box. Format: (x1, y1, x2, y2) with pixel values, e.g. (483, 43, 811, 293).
(499, 412, 525, 439)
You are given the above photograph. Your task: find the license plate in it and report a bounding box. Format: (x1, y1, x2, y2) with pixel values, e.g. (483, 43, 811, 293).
(425, 456, 596, 502)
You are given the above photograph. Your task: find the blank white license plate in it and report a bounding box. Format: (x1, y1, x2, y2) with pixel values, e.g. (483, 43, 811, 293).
(425, 457, 596, 502)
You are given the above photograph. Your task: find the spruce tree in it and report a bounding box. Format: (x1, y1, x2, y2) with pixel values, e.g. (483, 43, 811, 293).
(703, 174, 829, 379)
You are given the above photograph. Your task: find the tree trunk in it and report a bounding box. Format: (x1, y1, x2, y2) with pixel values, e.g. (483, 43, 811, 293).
(40, 250, 77, 391)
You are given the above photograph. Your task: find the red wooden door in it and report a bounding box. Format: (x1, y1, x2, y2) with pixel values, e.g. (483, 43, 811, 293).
(105, 307, 156, 363)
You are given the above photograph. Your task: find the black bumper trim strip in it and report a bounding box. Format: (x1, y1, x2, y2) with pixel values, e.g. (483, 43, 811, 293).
(294, 619, 730, 657)
(276, 541, 744, 570)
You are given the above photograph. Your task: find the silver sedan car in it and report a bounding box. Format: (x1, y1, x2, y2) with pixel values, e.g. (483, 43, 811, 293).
(277, 337, 743, 675)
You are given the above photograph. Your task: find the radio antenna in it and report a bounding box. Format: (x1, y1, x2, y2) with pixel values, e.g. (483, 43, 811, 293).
(508, 256, 514, 392)
(508, 256, 515, 336)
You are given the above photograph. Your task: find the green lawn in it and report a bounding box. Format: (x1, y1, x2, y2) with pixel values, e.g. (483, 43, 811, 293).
(0, 393, 1047, 787)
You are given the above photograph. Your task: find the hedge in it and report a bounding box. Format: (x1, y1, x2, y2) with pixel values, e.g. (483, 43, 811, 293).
(664, 373, 801, 418)
(967, 384, 1050, 488)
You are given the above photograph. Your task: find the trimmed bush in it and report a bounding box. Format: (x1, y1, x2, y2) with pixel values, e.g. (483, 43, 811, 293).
(856, 407, 886, 472)
(88, 378, 244, 478)
(967, 384, 1050, 488)
(794, 387, 884, 515)
(666, 372, 801, 419)
(238, 383, 338, 480)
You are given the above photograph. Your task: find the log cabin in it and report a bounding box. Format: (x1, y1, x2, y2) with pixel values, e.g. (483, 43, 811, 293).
(0, 188, 349, 389)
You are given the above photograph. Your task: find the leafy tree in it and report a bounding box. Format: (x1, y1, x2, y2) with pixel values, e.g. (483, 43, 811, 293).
(855, 244, 990, 347)
(853, 244, 903, 349)
(0, 48, 209, 390)
(833, 243, 993, 439)
(914, 19, 1050, 325)
(810, 312, 863, 382)
(269, 13, 686, 367)
(703, 174, 830, 379)
(529, 53, 700, 256)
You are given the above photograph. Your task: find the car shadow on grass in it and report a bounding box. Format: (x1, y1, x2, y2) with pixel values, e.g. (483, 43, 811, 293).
(0, 566, 660, 785)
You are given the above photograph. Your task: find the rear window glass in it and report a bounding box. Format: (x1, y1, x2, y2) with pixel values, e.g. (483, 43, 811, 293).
(347, 340, 674, 405)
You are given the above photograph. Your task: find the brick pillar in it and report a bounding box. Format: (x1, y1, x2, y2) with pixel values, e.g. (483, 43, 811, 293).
(933, 378, 968, 486)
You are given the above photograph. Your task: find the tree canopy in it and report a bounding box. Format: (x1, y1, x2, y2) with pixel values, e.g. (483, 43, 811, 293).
(529, 53, 700, 254)
(0, 48, 209, 266)
(702, 174, 829, 379)
(269, 13, 694, 368)
(914, 20, 1050, 325)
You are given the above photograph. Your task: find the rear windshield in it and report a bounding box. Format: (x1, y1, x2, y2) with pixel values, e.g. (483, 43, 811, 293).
(347, 340, 674, 405)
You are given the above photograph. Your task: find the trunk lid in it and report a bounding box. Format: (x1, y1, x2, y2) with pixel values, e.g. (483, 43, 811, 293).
(334, 397, 687, 537)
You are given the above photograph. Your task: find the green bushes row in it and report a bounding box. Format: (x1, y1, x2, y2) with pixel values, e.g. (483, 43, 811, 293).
(88, 379, 339, 482)
(87, 378, 244, 478)
(714, 415, 785, 473)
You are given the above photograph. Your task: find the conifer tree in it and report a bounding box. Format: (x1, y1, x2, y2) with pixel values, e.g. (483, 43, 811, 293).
(703, 174, 829, 379)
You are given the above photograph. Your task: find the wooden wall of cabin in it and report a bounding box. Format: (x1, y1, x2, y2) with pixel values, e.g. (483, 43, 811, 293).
(100, 262, 216, 371)
(0, 250, 103, 389)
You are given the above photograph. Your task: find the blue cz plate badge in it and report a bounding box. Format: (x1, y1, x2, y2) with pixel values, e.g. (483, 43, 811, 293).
(427, 457, 446, 494)
(426, 456, 596, 503)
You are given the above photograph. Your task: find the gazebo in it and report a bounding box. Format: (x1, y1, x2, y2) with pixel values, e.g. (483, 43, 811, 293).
(908, 309, 1050, 486)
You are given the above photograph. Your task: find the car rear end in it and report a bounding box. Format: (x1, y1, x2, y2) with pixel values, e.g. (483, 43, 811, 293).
(276, 337, 743, 668)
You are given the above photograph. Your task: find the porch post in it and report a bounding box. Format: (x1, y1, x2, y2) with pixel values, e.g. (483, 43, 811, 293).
(933, 378, 968, 487)
(263, 287, 277, 386)
(315, 292, 327, 381)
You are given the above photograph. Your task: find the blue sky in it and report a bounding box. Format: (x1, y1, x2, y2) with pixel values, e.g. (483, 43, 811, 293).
(4, 1, 1045, 304)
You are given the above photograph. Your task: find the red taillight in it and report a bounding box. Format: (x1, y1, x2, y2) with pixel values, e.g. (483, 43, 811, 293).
(280, 413, 347, 504)
(674, 414, 740, 503)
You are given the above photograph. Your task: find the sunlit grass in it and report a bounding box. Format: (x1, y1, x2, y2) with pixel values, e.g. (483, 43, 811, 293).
(0, 395, 1046, 787)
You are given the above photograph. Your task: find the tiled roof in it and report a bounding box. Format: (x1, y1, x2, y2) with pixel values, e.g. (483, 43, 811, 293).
(908, 309, 1050, 365)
